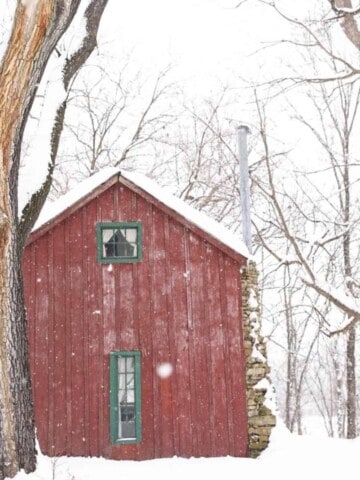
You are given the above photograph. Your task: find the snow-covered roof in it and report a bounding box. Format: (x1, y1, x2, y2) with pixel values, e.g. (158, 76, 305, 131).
(33, 168, 249, 259)
(33, 167, 119, 230)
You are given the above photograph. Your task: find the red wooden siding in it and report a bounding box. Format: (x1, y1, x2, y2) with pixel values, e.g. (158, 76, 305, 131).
(23, 181, 248, 460)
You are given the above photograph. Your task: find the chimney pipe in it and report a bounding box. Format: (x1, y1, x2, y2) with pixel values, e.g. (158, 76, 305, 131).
(237, 125, 252, 255)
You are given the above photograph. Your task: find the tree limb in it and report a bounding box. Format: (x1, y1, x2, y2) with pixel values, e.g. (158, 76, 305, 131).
(18, 0, 108, 245)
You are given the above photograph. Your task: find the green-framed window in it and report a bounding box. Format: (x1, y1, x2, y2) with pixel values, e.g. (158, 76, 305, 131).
(97, 222, 142, 263)
(110, 351, 142, 444)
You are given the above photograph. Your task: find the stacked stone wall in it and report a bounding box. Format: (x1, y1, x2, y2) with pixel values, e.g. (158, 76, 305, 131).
(241, 260, 276, 457)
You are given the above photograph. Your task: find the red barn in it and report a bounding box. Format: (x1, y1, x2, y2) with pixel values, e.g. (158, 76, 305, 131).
(23, 169, 250, 460)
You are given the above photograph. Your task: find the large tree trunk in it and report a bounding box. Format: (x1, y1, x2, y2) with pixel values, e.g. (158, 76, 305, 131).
(0, 2, 81, 477)
(0, 207, 35, 477)
(0, 198, 18, 478)
(0, 139, 35, 478)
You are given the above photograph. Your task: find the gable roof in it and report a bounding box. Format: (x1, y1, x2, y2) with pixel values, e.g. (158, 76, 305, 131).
(30, 168, 249, 261)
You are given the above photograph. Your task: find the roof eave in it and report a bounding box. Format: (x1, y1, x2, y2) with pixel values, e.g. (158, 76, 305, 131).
(118, 175, 247, 265)
(26, 173, 119, 246)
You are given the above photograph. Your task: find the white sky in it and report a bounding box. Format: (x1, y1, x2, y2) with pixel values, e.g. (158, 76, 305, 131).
(97, 0, 294, 93)
(99, 0, 320, 79)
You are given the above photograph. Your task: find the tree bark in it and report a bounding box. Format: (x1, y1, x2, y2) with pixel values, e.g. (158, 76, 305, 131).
(284, 268, 294, 431)
(331, 0, 360, 51)
(346, 325, 356, 438)
(342, 117, 357, 438)
(0, 1, 83, 477)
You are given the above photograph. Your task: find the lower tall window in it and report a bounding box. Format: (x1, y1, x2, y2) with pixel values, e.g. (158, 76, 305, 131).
(110, 351, 142, 444)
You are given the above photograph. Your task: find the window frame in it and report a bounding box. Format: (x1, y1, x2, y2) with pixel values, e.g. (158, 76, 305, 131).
(110, 350, 142, 445)
(97, 222, 142, 264)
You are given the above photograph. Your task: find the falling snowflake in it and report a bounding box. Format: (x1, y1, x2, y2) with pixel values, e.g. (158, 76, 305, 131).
(156, 362, 173, 379)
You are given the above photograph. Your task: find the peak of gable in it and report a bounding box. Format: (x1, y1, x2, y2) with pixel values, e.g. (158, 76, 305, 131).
(31, 168, 249, 260)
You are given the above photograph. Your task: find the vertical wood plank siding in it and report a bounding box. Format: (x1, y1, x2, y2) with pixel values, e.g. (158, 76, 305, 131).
(23, 183, 248, 460)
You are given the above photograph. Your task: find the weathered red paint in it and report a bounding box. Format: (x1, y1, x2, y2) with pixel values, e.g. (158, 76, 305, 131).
(23, 175, 248, 460)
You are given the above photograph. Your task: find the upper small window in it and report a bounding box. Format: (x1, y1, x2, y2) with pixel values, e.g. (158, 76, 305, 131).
(97, 222, 142, 263)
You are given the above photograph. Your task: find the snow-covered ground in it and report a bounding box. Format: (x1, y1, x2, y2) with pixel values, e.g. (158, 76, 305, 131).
(14, 423, 359, 480)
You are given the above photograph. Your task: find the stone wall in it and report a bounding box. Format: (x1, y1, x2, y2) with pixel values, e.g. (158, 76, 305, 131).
(241, 260, 276, 457)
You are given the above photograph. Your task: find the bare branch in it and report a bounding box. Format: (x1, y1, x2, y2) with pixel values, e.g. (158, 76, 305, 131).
(19, 0, 109, 242)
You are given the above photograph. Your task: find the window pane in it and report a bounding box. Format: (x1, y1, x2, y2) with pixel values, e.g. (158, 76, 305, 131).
(118, 374, 126, 403)
(102, 229, 115, 243)
(121, 420, 135, 439)
(126, 357, 134, 372)
(118, 357, 126, 373)
(127, 389, 135, 403)
(125, 229, 137, 243)
(127, 375, 134, 389)
(121, 405, 135, 421)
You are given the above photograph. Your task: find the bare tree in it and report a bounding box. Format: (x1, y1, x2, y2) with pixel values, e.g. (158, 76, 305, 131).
(240, 0, 360, 438)
(0, 1, 108, 477)
(252, 74, 360, 436)
(282, 270, 322, 434)
(149, 88, 245, 230)
(306, 333, 347, 437)
(52, 63, 177, 195)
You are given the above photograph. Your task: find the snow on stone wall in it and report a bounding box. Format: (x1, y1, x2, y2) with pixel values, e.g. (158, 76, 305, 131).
(241, 260, 276, 457)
